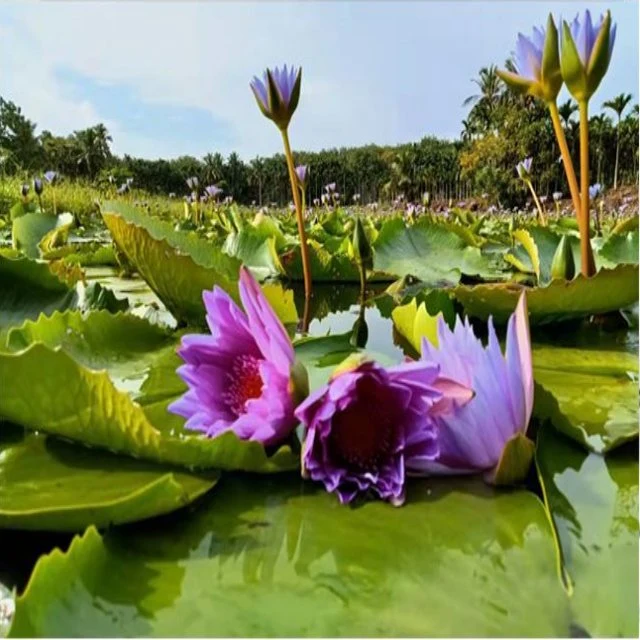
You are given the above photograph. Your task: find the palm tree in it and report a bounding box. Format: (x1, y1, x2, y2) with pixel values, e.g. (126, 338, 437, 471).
(558, 99, 578, 129)
(603, 93, 633, 189)
(74, 124, 112, 178)
(463, 65, 502, 131)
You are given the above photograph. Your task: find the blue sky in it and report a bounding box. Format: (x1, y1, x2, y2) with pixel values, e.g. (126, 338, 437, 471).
(1, 1, 637, 160)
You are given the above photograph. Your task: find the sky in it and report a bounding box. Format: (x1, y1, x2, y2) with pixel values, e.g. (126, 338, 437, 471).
(0, 1, 637, 160)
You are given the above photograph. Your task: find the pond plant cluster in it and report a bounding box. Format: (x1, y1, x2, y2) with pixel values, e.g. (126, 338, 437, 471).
(0, 7, 638, 638)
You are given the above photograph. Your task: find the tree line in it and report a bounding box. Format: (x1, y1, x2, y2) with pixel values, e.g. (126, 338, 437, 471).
(0, 71, 636, 207)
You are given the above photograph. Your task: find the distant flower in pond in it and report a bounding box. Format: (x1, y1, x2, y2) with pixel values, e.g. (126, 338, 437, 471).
(353, 193, 361, 202)
(516, 157, 533, 180)
(406, 203, 416, 216)
(250, 65, 302, 131)
(20, 183, 29, 197)
(553, 191, 563, 201)
(295, 165, 307, 186)
(589, 183, 602, 199)
(295, 356, 472, 506)
(33, 177, 43, 195)
(289, 202, 296, 212)
(205, 184, 223, 199)
(44, 170, 58, 185)
(540, 195, 548, 204)
(117, 183, 130, 195)
(169, 267, 307, 446)
(186, 176, 199, 191)
(416, 294, 533, 476)
(312, 197, 320, 207)
(125, 177, 134, 187)
(169, 192, 176, 198)
(224, 195, 234, 205)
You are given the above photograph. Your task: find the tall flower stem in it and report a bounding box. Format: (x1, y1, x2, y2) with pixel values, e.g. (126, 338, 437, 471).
(548, 100, 594, 277)
(526, 180, 546, 226)
(579, 100, 596, 277)
(281, 128, 312, 301)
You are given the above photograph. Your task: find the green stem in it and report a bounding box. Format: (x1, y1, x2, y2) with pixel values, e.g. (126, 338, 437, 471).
(579, 100, 596, 277)
(281, 128, 312, 300)
(526, 180, 546, 226)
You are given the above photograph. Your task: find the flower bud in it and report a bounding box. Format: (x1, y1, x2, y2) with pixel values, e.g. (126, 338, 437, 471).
(550, 234, 576, 280)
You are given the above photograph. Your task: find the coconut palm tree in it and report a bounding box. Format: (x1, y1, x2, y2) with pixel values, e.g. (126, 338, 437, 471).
(74, 124, 112, 178)
(463, 65, 503, 131)
(603, 93, 633, 189)
(558, 99, 578, 129)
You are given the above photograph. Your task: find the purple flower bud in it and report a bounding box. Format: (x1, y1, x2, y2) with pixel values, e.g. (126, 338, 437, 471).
(324, 182, 336, 193)
(21, 183, 30, 197)
(33, 178, 43, 196)
(295, 165, 307, 185)
(568, 10, 616, 68)
(589, 183, 602, 199)
(44, 170, 58, 185)
(516, 157, 533, 180)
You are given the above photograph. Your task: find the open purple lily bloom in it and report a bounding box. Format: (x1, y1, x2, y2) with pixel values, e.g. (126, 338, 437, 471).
(295, 357, 472, 506)
(514, 26, 545, 82)
(415, 294, 533, 476)
(516, 157, 533, 180)
(250, 65, 301, 130)
(169, 267, 306, 446)
(44, 170, 58, 185)
(205, 185, 223, 199)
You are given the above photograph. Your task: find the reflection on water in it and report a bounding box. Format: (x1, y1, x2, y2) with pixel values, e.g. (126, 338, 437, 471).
(22, 474, 571, 637)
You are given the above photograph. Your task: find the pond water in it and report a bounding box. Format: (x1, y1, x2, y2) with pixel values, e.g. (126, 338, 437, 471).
(1, 269, 637, 637)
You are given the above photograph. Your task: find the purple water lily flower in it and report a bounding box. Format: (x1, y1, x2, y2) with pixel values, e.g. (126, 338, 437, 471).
(205, 185, 223, 200)
(568, 10, 616, 68)
(295, 357, 472, 506)
(589, 183, 602, 199)
(513, 25, 546, 82)
(169, 267, 305, 446)
(415, 294, 533, 475)
(553, 191, 563, 201)
(295, 165, 307, 185)
(186, 176, 199, 191)
(33, 178, 43, 196)
(516, 157, 533, 180)
(324, 182, 336, 193)
(44, 170, 58, 185)
(250, 65, 301, 130)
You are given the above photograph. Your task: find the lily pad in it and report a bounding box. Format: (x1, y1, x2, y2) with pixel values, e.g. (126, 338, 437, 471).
(373, 217, 507, 285)
(0, 423, 217, 532)
(100, 200, 241, 326)
(597, 230, 639, 266)
(0, 255, 78, 335)
(536, 425, 638, 637)
(454, 264, 639, 324)
(0, 311, 297, 473)
(12, 212, 74, 259)
(223, 227, 284, 280)
(9, 475, 570, 637)
(532, 345, 638, 453)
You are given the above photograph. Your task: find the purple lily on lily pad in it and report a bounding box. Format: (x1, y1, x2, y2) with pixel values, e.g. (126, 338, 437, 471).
(169, 267, 308, 447)
(250, 65, 302, 130)
(415, 294, 533, 476)
(295, 356, 472, 506)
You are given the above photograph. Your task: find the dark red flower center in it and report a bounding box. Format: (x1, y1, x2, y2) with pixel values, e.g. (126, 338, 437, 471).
(223, 355, 264, 416)
(328, 377, 396, 470)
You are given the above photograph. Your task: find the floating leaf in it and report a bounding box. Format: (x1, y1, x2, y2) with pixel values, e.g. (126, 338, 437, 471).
(0, 424, 217, 532)
(536, 426, 638, 637)
(100, 200, 241, 326)
(454, 264, 639, 324)
(391, 298, 440, 353)
(532, 345, 638, 453)
(11, 212, 73, 259)
(374, 217, 508, 285)
(9, 475, 570, 637)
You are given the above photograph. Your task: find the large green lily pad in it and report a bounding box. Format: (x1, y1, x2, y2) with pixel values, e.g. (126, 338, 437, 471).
(0, 256, 78, 335)
(0, 311, 297, 473)
(0, 423, 217, 532)
(532, 345, 639, 453)
(9, 474, 570, 637)
(536, 426, 638, 637)
(373, 217, 507, 285)
(454, 264, 639, 324)
(12, 212, 74, 259)
(100, 201, 241, 326)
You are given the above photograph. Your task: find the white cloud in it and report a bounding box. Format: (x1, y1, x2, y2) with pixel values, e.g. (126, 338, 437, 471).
(1, 1, 637, 160)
